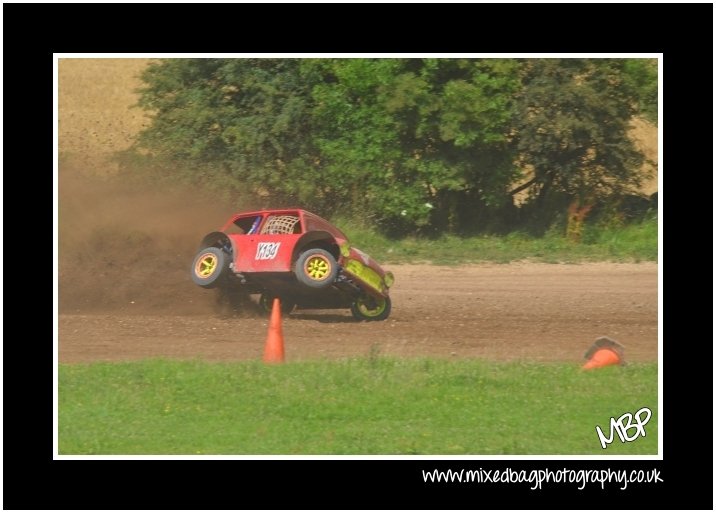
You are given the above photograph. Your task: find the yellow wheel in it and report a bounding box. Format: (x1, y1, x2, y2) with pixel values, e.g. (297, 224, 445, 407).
(191, 247, 229, 289)
(195, 253, 218, 278)
(296, 248, 338, 288)
(304, 255, 332, 281)
(351, 295, 391, 321)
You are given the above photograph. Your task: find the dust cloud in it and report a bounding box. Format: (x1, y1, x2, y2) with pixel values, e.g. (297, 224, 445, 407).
(58, 163, 249, 315)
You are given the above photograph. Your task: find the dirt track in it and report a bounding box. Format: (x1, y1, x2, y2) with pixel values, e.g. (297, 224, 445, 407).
(58, 262, 658, 364)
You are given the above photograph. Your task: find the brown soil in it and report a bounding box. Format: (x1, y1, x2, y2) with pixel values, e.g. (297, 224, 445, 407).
(59, 262, 657, 364)
(629, 117, 658, 195)
(58, 58, 152, 172)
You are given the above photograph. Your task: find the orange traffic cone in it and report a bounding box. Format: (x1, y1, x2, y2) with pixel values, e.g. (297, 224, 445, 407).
(263, 298, 285, 363)
(582, 336, 624, 370)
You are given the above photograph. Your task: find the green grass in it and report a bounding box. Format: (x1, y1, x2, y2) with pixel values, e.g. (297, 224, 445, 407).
(335, 217, 658, 264)
(59, 358, 658, 455)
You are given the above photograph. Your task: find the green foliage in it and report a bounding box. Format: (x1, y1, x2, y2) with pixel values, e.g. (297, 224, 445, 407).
(623, 58, 658, 123)
(302, 58, 522, 233)
(136, 58, 324, 208)
(512, 59, 645, 227)
(337, 216, 657, 264)
(131, 58, 654, 236)
(59, 358, 657, 455)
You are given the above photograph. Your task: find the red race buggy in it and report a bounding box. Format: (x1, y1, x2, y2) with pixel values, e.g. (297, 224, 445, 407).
(191, 209, 394, 321)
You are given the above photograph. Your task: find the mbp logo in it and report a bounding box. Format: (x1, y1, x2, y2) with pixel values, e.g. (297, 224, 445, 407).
(595, 407, 652, 449)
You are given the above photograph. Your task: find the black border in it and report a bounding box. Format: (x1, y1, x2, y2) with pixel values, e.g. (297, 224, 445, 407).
(4, 3, 712, 510)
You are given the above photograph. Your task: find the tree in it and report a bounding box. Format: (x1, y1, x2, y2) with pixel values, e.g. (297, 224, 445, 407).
(623, 58, 658, 124)
(131, 58, 649, 236)
(135, 58, 325, 208)
(307, 58, 520, 234)
(510, 59, 646, 230)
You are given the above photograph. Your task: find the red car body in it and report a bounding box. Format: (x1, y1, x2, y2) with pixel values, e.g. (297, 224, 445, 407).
(191, 209, 394, 320)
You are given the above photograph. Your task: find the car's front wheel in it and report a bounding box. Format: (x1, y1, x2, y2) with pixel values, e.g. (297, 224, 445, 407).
(351, 295, 391, 321)
(191, 247, 229, 288)
(295, 248, 338, 289)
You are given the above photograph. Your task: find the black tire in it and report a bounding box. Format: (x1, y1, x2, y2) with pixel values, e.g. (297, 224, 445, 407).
(191, 247, 229, 289)
(259, 292, 295, 315)
(351, 295, 391, 321)
(295, 248, 338, 289)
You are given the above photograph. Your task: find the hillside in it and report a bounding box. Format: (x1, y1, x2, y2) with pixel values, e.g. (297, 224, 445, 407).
(58, 58, 153, 173)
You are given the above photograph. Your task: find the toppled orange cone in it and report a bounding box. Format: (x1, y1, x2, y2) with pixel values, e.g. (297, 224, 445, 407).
(263, 298, 285, 364)
(582, 336, 624, 370)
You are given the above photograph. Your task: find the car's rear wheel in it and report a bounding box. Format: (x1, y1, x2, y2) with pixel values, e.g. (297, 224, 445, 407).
(351, 295, 391, 321)
(295, 248, 338, 289)
(259, 292, 295, 315)
(191, 247, 229, 288)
